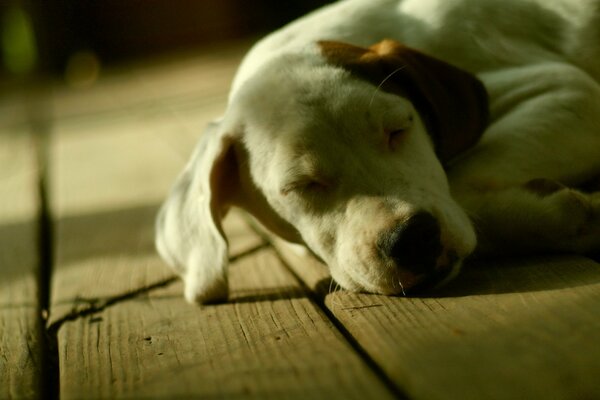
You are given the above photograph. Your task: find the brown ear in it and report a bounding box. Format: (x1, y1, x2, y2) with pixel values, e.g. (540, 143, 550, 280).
(318, 39, 489, 164)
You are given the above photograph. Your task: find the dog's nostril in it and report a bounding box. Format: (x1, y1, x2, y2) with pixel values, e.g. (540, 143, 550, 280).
(379, 211, 443, 274)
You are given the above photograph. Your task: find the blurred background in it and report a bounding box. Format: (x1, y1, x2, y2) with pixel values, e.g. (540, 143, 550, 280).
(1, 0, 333, 89)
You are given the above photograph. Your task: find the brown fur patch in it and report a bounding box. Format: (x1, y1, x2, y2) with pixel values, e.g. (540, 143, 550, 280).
(318, 39, 489, 164)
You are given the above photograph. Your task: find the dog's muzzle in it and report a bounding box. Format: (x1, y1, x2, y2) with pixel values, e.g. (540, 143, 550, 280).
(377, 211, 453, 291)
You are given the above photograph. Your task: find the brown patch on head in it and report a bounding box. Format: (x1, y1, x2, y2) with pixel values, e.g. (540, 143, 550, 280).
(318, 39, 489, 164)
(524, 178, 566, 197)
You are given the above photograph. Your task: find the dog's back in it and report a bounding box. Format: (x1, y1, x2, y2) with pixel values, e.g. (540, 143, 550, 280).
(231, 0, 600, 99)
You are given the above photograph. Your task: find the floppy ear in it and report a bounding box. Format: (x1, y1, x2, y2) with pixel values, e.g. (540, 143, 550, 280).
(155, 121, 239, 304)
(318, 39, 489, 164)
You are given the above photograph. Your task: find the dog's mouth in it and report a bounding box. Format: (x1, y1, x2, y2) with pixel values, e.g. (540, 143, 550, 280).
(331, 248, 462, 296)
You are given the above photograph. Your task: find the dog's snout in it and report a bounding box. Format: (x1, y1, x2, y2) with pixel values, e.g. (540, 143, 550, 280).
(378, 211, 443, 274)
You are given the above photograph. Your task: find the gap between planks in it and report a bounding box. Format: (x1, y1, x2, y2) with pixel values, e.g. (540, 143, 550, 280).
(271, 235, 600, 400)
(32, 91, 58, 400)
(51, 223, 396, 399)
(47, 101, 398, 397)
(0, 86, 55, 400)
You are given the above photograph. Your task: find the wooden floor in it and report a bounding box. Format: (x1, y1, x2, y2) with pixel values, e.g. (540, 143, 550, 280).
(2, 39, 600, 400)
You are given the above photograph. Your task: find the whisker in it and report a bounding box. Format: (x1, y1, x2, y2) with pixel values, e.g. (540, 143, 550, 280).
(398, 279, 407, 296)
(377, 267, 388, 281)
(328, 280, 342, 314)
(368, 65, 407, 108)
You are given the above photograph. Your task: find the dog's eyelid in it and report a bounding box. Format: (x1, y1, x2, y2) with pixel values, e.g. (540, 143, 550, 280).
(383, 111, 413, 139)
(280, 182, 300, 196)
(385, 125, 411, 150)
(280, 175, 333, 196)
(387, 127, 407, 135)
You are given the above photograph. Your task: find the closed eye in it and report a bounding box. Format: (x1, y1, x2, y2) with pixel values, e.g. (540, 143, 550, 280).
(280, 176, 333, 196)
(385, 112, 414, 150)
(386, 126, 410, 150)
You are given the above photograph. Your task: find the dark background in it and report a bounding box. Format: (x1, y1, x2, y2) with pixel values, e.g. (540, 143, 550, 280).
(1, 0, 333, 80)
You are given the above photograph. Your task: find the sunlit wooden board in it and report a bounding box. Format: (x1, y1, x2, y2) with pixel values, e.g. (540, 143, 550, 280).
(275, 239, 600, 400)
(0, 129, 43, 399)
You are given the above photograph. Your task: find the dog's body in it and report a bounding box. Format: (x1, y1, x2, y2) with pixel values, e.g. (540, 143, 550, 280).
(157, 0, 600, 303)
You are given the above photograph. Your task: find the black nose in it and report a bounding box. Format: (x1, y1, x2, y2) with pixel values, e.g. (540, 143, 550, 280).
(378, 211, 443, 274)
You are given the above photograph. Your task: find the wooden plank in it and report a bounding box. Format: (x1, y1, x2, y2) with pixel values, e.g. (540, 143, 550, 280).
(48, 40, 264, 325)
(0, 130, 43, 399)
(49, 206, 265, 324)
(56, 249, 395, 399)
(49, 49, 395, 399)
(275, 240, 600, 400)
(49, 105, 263, 324)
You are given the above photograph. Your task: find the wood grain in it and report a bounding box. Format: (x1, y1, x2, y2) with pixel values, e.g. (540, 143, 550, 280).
(57, 249, 394, 399)
(49, 50, 395, 399)
(0, 130, 42, 399)
(49, 100, 263, 324)
(275, 240, 600, 400)
(49, 43, 256, 327)
(46, 38, 600, 399)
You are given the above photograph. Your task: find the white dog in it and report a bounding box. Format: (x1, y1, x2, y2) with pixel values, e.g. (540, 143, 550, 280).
(156, 0, 600, 304)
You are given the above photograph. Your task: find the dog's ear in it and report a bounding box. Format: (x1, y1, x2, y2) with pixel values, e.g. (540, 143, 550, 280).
(155, 121, 240, 304)
(319, 39, 489, 164)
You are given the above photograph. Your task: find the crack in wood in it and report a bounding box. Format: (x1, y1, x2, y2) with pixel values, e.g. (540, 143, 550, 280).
(265, 240, 411, 400)
(229, 241, 271, 263)
(341, 304, 384, 311)
(46, 276, 179, 333)
(45, 242, 270, 333)
(30, 88, 59, 400)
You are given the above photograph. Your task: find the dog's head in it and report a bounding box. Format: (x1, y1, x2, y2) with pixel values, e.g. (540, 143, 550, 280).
(156, 39, 489, 303)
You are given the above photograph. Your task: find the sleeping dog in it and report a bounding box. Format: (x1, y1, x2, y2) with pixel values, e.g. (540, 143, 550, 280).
(156, 0, 600, 303)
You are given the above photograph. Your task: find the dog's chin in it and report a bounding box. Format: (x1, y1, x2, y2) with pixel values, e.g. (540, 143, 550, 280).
(330, 257, 464, 297)
(329, 264, 414, 296)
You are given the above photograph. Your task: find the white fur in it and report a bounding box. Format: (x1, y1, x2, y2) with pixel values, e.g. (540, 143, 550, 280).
(157, 0, 600, 303)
